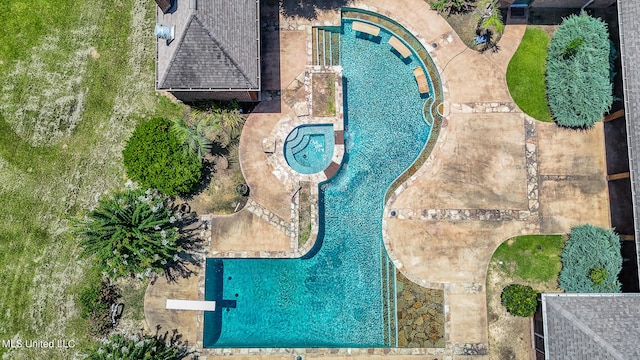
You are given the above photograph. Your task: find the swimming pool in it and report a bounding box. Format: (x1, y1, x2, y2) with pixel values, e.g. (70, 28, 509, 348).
(284, 124, 335, 174)
(204, 16, 435, 348)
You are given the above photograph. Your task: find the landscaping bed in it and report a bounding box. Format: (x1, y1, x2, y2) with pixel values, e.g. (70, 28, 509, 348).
(312, 73, 336, 117)
(183, 150, 248, 215)
(486, 235, 565, 360)
(298, 181, 313, 247)
(425, 1, 504, 50)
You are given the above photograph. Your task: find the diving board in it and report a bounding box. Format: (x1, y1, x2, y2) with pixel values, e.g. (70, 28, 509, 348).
(166, 299, 216, 311)
(352, 21, 380, 36)
(388, 36, 411, 58)
(413, 67, 429, 94)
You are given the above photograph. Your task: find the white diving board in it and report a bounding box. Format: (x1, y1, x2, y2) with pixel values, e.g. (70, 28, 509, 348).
(166, 299, 217, 311)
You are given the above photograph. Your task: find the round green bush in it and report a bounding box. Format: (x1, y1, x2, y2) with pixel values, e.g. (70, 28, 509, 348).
(559, 224, 622, 292)
(501, 284, 538, 317)
(123, 117, 203, 196)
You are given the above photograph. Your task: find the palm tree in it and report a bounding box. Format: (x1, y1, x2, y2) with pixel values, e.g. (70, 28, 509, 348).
(74, 188, 180, 280)
(171, 117, 216, 158)
(210, 108, 245, 148)
(477, 0, 504, 37)
(218, 108, 245, 135)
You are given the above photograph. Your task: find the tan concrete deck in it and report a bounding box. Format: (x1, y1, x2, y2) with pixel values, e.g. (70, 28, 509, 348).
(394, 113, 528, 210)
(144, 271, 200, 346)
(145, 0, 611, 357)
(261, 30, 307, 91)
(239, 100, 294, 221)
(209, 210, 290, 253)
(379, 2, 608, 355)
(537, 122, 610, 233)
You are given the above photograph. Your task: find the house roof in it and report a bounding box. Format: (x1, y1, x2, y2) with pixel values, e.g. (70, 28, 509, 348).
(541, 293, 640, 360)
(618, 0, 640, 284)
(156, 0, 260, 91)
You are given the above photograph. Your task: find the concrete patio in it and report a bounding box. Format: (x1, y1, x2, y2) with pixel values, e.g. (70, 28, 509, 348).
(144, 0, 611, 358)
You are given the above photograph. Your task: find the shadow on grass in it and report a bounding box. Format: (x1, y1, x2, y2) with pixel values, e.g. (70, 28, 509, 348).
(162, 212, 208, 283)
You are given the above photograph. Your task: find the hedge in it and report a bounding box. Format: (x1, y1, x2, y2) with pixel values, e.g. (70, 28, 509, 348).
(559, 224, 622, 293)
(546, 13, 612, 128)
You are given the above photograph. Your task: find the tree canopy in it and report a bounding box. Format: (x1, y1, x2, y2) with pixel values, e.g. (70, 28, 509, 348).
(123, 117, 203, 196)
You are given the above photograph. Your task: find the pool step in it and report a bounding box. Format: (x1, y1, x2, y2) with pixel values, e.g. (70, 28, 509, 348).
(312, 27, 341, 66)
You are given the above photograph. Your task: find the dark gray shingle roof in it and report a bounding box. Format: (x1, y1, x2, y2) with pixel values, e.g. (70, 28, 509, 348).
(157, 0, 260, 90)
(542, 293, 640, 360)
(618, 0, 640, 284)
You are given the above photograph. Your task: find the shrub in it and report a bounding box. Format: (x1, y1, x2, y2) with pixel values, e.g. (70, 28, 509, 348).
(86, 332, 191, 360)
(561, 37, 585, 59)
(546, 13, 612, 128)
(74, 188, 181, 280)
(123, 118, 203, 196)
(78, 275, 121, 336)
(429, 0, 475, 15)
(609, 40, 619, 82)
(559, 224, 622, 293)
(588, 266, 608, 286)
(501, 284, 538, 317)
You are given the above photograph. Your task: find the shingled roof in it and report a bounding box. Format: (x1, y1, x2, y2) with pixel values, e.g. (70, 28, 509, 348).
(618, 0, 640, 286)
(541, 293, 640, 360)
(156, 0, 260, 91)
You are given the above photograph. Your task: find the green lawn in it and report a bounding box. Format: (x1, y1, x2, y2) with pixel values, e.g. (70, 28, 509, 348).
(0, 0, 182, 357)
(492, 235, 566, 283)
(506, 28, 553, 122)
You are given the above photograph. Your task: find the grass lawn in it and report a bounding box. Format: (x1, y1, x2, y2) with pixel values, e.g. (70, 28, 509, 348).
(0, 0, 183, 357)
(506, 27, 553, 122)
(492, 234, 566, 282)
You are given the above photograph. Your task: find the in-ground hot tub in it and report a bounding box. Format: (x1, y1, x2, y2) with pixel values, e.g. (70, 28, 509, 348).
(284, 124, 335, 174)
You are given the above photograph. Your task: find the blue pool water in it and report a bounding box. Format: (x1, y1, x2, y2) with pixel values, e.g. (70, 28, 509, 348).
(284, 124, 335, 174)
(204, 19, 433, 348)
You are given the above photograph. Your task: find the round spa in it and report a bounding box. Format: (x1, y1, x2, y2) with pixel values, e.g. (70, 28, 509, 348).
(283, 124, 335, 175)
